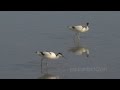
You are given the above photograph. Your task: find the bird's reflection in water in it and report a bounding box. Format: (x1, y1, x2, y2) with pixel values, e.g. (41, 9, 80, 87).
(40, 60, 48, 74)
(38, 73, 60, 79)
(68, 35, 90, 57)
(38, 61, 60, 79)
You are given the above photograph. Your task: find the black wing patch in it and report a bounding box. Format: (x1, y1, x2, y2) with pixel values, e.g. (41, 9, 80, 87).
(40, 52, 45, 56)
(72, 26, 75, 29)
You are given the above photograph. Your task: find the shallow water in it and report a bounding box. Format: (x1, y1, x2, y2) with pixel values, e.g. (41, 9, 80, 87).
(0, 11, 120, 79)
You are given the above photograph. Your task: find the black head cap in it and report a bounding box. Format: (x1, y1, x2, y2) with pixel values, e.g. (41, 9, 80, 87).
(86, 22, 89, 26)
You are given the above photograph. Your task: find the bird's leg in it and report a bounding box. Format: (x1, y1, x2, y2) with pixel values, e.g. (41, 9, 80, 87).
(77, 33, 81, 47)
(73, 33, 76, 46)
(73, 32, 78, 46)
(41, 58, 43, 74)
(74, 32, 80, 46)
(45, 60, 48, 67)
(77, 32, 80, 41)
(45, 60, 48, 73)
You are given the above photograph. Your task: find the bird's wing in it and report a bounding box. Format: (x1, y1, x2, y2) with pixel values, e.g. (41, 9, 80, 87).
(42, 51, 51, 55)
(49, 52, 56, 56)
(75, 25, 83, 30)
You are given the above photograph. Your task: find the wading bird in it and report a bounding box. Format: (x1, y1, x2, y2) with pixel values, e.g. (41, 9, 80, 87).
(35, 51, 65, 73)
(68, 22, 89, 40)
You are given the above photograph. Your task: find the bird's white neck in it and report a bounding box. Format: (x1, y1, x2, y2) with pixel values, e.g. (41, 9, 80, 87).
(86, 26, 89, 31)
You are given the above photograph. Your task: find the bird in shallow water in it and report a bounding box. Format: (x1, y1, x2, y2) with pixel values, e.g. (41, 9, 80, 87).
(35, 51, 65, 73)
(68, 22, 89, 40)
(38, 73, 60, 79)
(35, 51, 64, 60)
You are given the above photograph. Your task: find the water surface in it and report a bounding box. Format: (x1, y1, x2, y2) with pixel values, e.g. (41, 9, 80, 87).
(0, 11, 120, 79)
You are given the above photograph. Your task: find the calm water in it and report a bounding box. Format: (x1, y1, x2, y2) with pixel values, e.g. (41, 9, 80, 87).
(0, 11, 120, 79)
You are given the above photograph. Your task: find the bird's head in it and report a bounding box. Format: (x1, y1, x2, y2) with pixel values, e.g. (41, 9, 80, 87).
(86, 22, 89, 26)
(57, 53, 64, 57)
(57, 53, 67, 60)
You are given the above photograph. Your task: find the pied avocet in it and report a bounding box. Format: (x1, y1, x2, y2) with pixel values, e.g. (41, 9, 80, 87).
(68, 22, 89, 39)
(35, 51, 65, 73)
(35, 51, 64, 60)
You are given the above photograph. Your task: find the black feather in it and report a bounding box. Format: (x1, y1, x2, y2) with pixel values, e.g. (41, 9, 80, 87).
(56, 53, 62, 56)
(40, 52, 45, 56)
(72, 26, 75, 29)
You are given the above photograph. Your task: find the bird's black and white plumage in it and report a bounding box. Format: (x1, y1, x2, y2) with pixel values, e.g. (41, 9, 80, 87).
(35, 51, 64, 60)
(69, 22, 89, 33)
(35, 51, 64, 74)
